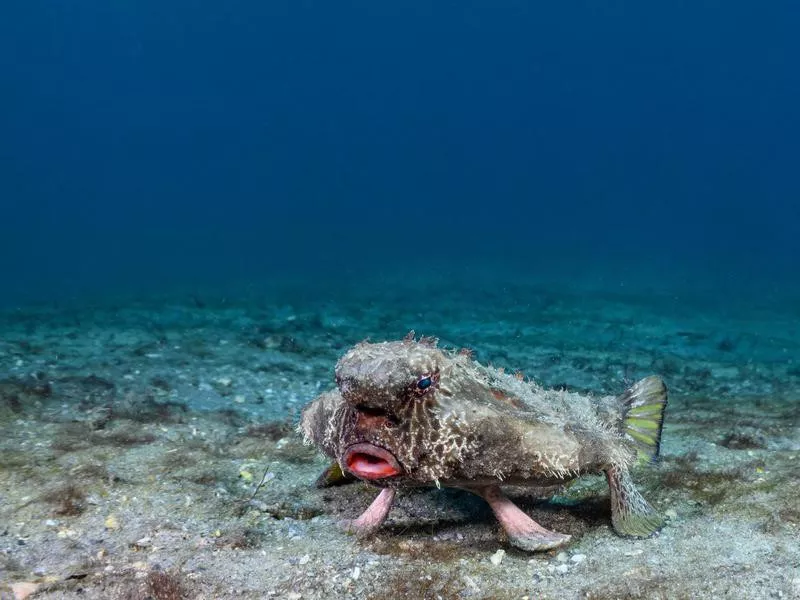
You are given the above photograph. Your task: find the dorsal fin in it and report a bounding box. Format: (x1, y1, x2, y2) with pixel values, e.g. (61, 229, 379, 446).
(419, 335, 439, 347)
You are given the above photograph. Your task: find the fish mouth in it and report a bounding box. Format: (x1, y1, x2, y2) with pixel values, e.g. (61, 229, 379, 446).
(342, 443, 403, 480)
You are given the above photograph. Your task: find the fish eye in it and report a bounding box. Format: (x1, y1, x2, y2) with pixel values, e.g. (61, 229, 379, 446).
(415, 374, 436, 394)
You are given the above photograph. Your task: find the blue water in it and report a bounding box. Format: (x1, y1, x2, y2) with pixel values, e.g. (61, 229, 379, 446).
(1, 2, 798, 303)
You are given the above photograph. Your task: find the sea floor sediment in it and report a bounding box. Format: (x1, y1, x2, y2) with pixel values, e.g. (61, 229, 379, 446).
(1, 278, 798, 599)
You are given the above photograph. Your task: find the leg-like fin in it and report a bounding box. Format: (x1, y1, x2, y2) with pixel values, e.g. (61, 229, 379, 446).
(605, 466, 664, 538)
(315, 461, 356, 488)
(474, 485, 571, 552)
(619, 375, 668, 463)
(340, 487, 396, 537)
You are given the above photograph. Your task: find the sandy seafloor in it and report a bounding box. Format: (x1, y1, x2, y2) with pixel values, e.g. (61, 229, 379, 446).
(1, 275, 798, 600)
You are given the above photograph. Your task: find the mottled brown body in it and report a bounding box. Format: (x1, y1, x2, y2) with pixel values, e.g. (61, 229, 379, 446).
(300, 336, 667, 551)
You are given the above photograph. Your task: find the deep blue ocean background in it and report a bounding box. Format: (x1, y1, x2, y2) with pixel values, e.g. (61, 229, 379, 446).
(1, 2, 798, 304)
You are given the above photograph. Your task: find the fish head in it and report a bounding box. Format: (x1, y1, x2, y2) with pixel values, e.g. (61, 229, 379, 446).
(331, 339, 475, 485)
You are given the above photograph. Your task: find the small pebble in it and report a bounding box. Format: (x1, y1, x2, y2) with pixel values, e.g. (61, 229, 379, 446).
(298, 554, 310, 565)
(11, 582, 39, 600)
(555, 564, 569, 574)
(555, 551, 568, 562)
(665, 509, 678, 520)
(104, 515, 120, 530)
(570, 554, 586, 564)
(352, 566, 361, 580)
(489, 549, 506, 565)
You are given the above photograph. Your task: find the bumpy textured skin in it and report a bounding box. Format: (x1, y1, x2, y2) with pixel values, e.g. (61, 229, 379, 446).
(300, 336, 665, 547)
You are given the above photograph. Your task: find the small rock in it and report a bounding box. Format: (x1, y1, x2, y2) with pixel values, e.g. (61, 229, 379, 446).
(665, 509, 678, 520)
(11, 582, 40, 600)
(489, 549, 506, 565)
(131, 536, 151, 549)
(104, 515, 120, 530)
(570, 554, 586, 564)
(298, 554, 310, 565)
(555, 551, 568, 562)
(397, 539, 424, 553)
(555, 564, 569, 574)
(57, 528, 77, 538)
(352, 566, 361, 580)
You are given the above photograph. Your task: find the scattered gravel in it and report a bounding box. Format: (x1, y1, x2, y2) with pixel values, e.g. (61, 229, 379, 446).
(1, 278, 798, 599)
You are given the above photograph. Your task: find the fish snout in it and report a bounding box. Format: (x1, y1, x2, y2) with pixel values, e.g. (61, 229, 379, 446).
(342, 442, 403, 480)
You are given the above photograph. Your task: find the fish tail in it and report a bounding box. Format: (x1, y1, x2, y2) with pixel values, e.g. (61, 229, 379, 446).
(618, 375, 668, 464)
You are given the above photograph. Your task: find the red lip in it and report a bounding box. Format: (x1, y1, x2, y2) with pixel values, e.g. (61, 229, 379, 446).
(343, 443, 402, 480)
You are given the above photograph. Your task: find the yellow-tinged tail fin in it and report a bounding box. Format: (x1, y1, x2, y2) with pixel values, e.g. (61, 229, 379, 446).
(618, 375, 668, 463)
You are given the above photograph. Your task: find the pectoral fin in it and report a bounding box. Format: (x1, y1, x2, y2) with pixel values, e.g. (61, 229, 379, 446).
(315, 461, 356, 488)
(605, 465, 664, 538)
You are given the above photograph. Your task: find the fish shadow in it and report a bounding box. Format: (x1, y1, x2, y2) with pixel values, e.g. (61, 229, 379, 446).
(325, 484, 610, 548)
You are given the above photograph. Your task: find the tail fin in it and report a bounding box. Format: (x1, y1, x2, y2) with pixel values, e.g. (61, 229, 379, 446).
(618, 376, 668, 463)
